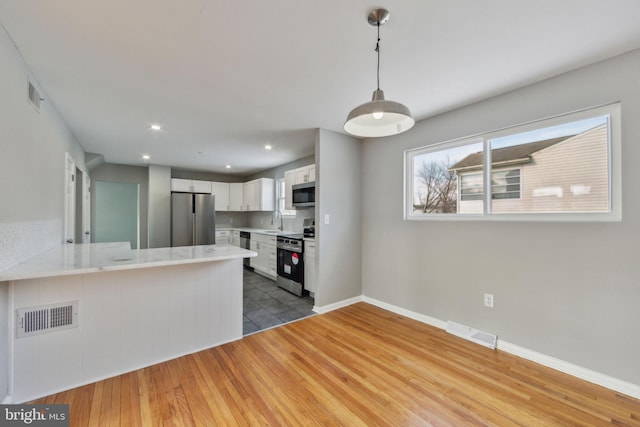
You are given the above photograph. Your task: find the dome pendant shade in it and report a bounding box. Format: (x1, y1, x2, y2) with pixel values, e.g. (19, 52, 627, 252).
(343, 8, 414, 138)
(344, 89, 415, 138)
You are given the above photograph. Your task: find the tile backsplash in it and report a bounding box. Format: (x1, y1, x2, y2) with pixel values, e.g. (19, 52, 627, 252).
(0, 220, 61, 272)
(247, 209, 314, 233)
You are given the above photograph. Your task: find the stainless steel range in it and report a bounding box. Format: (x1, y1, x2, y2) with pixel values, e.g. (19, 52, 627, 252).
(276, 233, 305, 296)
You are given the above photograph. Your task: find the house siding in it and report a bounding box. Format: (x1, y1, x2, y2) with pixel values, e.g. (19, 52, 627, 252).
(521, 124, 608, 213)
(457, 124, 609, 214)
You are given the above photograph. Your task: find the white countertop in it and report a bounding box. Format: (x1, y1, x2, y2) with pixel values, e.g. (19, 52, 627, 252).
(0, 242, 257, 282)
(217, 227, 287, 236)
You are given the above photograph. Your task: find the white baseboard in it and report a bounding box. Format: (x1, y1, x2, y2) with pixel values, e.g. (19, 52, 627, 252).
(497, 341, 640, 400)
(363, 296, 640, 400)
(313, 295, 363, 314)
(362, 296, 447, 329)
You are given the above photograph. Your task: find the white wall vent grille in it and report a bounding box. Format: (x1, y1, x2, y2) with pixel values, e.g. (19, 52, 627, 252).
(16, 301, 79, 338)
(446, 320, 497, 349)
(27, 80, 41, 112)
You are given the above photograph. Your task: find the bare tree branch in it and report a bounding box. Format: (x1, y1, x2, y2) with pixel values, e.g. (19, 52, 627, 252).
(415, 159, 457, 213)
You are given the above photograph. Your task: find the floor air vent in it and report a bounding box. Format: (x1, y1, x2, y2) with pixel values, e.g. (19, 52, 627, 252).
(16, 301, 79, 338)
(446, 321, 497, 349)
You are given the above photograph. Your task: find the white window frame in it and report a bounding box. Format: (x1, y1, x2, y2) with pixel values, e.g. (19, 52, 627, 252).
(404, 103, 621, 222)
(277, 177, 296, 218)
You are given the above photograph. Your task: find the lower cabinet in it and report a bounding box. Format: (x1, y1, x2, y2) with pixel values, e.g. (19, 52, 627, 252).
(230, 230, 240, 247)
(304, 239, 316, 294)
(215, 230, 230, 245)
(250, 233, 277, 279)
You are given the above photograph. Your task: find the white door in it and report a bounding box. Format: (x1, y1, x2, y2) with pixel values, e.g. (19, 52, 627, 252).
(64, 153, 76, 243)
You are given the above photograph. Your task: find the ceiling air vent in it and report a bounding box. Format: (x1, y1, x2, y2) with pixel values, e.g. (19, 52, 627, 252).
(16, 301, 79, 338)
(27, 80, 42, 112)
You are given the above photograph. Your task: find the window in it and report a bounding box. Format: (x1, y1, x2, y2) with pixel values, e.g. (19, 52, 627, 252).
(460, 169, 521, 201)
(405, 103, 621, 221)
(277, 178, 296, 217)
(460, 173, 483, 201)
(491, 169, 521, 200)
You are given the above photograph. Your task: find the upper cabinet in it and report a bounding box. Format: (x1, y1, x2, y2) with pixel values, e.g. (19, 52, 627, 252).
(210, 182, 230, 211)
(171, 179, 211, 193)
(295, 164, 315, 184)
(243, 178, 274, 211)
(228, 183, 244, 211)
(170, 177, 275, 212)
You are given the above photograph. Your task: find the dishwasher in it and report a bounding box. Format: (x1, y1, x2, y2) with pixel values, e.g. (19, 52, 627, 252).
(239, 231, 251, 267)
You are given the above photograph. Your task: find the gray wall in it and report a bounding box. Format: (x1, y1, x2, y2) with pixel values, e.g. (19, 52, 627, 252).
(362, 49, 640, 384)
(0, 285, 6, 402)
(148, 165, 171, 248)
(0, 28, 85, 224)
(91, 163, 149, 249)
(316, 129, 363, 307)
(0, 24, 86, 402)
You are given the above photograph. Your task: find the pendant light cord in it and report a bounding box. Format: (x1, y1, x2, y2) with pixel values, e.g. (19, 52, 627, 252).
(375, 22, 381, 90)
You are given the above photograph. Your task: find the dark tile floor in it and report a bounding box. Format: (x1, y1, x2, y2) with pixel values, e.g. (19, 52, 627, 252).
(243, 268, 315, 335)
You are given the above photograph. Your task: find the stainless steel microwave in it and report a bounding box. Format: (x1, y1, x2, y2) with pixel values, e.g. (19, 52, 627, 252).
(292, 181, 315, 207)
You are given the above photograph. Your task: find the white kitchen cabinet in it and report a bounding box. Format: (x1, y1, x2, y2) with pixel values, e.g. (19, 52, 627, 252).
(228, 183, 244, 211)
(192, 180, 212, 193)
(250, 240, 259, 269)
(171, 178, 212, 194)
(215, 230, 230, 245)
(170, 178, 191, 192)
(243, 178, 274, 211)
(304, 239, 316, 294)
(250, 233, 277, 279)
(295, 164, 315, 184)
(230, 230, 240, 247)
(284, 169, 296, 211)
(266, 242, 277, 278)
(211, 182, 230, 211)
(243, 180, 258, 211)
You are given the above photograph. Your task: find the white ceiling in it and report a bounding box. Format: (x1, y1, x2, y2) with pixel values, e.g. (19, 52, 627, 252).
(2, 1, 640, 176)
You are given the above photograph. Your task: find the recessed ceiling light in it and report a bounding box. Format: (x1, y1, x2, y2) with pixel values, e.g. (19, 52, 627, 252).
(265, 144, 272, 150)
(150, 124, 162, 131)
(225, 164, 231, 169)
(142, 154, 150, 160)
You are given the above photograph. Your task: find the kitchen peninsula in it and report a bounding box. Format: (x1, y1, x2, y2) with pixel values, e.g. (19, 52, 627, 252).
(0, 242, 256, 403)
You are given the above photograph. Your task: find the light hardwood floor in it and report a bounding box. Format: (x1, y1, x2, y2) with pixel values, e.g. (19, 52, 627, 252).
(32, 302, 640, 426)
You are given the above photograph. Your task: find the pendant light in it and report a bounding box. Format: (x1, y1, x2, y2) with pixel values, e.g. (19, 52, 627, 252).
(344, 8, 414, 138)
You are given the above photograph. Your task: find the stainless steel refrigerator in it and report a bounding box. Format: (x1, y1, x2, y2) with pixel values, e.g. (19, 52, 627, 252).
(171, 193, 216, 247)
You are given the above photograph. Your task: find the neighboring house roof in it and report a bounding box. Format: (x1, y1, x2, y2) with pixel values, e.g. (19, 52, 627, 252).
(448, 135, 574, 172)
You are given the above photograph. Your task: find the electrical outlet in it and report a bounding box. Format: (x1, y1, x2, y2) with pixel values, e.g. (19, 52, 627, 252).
(484, 293, 494, 308)
(324, 214, 330, 225)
